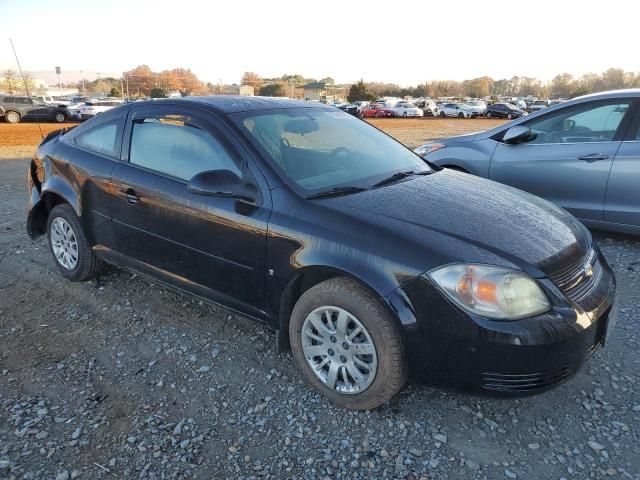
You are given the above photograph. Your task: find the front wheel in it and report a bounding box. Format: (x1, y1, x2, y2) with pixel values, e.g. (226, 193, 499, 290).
(54, 112, 66, 123)
(486, 112, 492, 118)
(439, 111, 445, 118)
(47, 204, 105, 281)
(4, 111, 20, 123)
(289, 277, 407, 410)
(507, 113, 514, 120)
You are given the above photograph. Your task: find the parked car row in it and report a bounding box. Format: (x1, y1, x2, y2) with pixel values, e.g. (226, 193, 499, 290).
(336, 98, 529, 120)
(0, 94, 126, 123)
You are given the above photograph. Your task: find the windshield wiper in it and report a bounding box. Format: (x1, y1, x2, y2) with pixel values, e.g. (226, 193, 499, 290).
(306, 185, 368, 199)
(372, 169, 431, 188)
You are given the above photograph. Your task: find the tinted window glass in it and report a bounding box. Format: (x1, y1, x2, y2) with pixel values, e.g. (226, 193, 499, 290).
(526, 102, 631, 144)
(75, 121, 119, 157)
(15, 97, 32, 105)
(129, 115, 241, 181)
(3, 97, 14, 103)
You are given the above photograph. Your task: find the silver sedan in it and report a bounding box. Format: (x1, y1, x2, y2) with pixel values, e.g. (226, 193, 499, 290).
(415, 89, 640, 235)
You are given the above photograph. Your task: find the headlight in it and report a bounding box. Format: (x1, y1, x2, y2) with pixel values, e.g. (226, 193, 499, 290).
(414, 143, 445, 157)
(428, 264, 550, 320)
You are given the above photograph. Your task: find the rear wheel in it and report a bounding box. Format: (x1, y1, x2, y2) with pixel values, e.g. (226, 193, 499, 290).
(47, 204, 105, 281)
(486, 112, 492, 118)
(289, 277, 407, 410)
(507, 113, 514, 120)
(403, 112, 407, 118)
(458, 112, 464, 118)
(4, 111, 20, 123)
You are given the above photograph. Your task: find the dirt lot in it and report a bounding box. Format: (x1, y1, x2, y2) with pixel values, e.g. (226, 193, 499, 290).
(0, 120, 639, 480)
(367, 117, 506, 148)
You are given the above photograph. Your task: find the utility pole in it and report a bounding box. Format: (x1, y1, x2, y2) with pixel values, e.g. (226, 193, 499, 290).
(80, 70, 85, 96)
(55, 66, 62, 96)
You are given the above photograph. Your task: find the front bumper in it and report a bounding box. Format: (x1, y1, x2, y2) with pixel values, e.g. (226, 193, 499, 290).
(387, 249, 616, 395)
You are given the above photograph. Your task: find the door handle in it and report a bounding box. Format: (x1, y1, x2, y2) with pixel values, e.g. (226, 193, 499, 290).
(578, 153, 609, 162)
(118, 187, 140, 205)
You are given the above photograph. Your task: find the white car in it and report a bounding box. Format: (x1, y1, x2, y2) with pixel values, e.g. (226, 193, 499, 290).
(437, 103, 477, 118)
(66, 102, 86, 121)
(463, 101, 487, 116)
(391, 102, 423, 118)
(79, 100, 123, 120)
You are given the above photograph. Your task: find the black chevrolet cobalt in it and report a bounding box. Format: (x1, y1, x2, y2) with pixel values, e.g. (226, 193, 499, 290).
(26, 97, 616, 409)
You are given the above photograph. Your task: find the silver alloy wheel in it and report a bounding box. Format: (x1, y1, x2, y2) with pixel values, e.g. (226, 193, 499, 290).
(6, 111, 20, 123)
(50, 217, 79, 270)
(55, 112, 65, 123)
(301, 306, 378, 394)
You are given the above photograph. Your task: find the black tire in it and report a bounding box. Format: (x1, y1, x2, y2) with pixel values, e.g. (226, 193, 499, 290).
(54, 112, 67, 123)
(458, 112, 464, 118)
(439, 111, 445, 118)
(403, 112, 407, 118)
(4, 110, 20, 124)
(46, 204, 105, 281)
(486, 112, 492, 118)
(289, 277, 407, 410)
(507, 113, 514, 120)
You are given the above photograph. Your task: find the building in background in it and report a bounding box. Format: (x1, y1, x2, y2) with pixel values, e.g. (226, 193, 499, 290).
(222, 84, 254, 96)
(303, 82, 344, 103)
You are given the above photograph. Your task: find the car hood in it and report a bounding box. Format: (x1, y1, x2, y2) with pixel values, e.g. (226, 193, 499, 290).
(321, 170, 590, 277)
(439, 131, 480, 144)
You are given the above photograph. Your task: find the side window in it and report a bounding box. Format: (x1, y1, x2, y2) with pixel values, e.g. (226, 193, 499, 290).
(75, 120, 120, 157)
(525, 102, 631, 145)
(129, 114, 241, 181)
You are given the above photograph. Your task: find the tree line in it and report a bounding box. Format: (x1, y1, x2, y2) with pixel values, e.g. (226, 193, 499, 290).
(3, 66, 639, 101)
(347, 68, 640, 102)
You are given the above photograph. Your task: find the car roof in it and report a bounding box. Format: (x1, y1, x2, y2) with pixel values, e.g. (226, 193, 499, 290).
(155, 95, 332, 113)
(572, 88, 640, 101)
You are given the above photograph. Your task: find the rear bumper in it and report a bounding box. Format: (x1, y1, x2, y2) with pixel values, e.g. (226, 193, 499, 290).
(387, 250, 616, 395)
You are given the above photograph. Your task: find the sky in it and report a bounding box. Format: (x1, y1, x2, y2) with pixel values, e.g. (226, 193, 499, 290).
(1, 0, 638, 87)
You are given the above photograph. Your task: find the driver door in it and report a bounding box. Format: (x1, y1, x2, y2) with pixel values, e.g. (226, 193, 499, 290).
(489, 99, 633, 222)
(108, 104, 271, 317)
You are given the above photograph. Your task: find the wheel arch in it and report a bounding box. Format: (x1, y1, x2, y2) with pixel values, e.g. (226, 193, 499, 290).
(275, 265, 402, 353)
(27, 181, 81, 239)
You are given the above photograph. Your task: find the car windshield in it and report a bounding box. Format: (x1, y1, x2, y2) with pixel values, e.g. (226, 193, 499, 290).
(231, 107, 430, 194)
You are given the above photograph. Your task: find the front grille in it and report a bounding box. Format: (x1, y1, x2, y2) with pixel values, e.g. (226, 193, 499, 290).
(549, 248, 603, 304)
(481, 367, 571, 392)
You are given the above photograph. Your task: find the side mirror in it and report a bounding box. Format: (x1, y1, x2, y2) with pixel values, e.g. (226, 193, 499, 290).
(503, 126, 536, 144)
(187, 170, 258, 203)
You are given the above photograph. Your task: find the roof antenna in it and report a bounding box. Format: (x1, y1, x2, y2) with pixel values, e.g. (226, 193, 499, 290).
(9, 38, 44, 140)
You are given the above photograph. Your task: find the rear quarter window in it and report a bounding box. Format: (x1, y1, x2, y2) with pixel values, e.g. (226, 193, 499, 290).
(74, 120, 121, 158)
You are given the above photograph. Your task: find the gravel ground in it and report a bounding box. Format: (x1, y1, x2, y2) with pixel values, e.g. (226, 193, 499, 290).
(0, 157, 639, 480)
